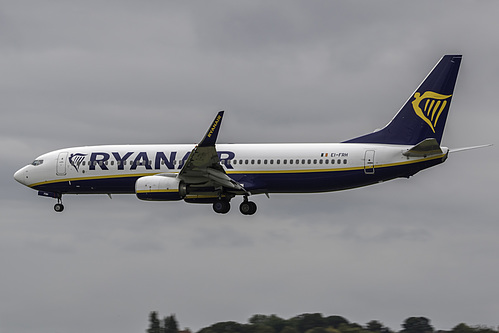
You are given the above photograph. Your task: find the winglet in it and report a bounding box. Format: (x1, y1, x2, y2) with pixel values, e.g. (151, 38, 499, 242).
(198, 111, 224, 147)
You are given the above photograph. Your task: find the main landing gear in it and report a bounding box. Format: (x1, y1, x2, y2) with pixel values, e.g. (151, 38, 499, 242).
(212, 197, 257, 215)
(239, 200, 257, 215)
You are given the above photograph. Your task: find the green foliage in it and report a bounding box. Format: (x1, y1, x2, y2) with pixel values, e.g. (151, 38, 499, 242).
(401, 317, 434, 333)
(452, 323, 474, 333)
(147, 310, 498, 333)
(452, 324, 498, 333)
(292, 313, 327, 333)
(325, 316, 349, 328)
(147, 312, 180, 333)
(147, 312, 162, 333)
(197, 321, 247, 333)
(164, 314, 179, 333)
(337, 323, 369, 333)
(249, 314, 286, 333)
(305, 328, 339, 333)
(251, 324, 276, 333)
(280, 327, 299, 333)
(366, 321, 383, 333)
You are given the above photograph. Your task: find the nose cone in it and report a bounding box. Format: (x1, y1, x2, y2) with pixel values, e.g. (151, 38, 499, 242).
(14, 167, 28, 185)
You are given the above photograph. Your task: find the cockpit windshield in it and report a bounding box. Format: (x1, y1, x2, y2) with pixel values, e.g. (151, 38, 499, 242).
(31, 160, 44, 166)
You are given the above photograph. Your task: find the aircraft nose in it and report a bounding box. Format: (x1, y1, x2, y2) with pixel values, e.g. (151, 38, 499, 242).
(14, 167, 28, 185)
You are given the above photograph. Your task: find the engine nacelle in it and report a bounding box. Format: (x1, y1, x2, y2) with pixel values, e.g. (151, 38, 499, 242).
(135, 175, 185, 201)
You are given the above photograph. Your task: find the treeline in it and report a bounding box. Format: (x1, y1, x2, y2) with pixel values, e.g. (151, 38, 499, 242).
(146, 312, 498, 333)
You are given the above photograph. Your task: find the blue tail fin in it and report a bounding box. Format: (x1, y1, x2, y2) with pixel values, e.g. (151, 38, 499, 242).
(344, 55, 462, 145)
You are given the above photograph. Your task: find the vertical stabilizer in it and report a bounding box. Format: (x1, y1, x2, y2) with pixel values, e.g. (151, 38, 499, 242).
(344, 55, 462, 145)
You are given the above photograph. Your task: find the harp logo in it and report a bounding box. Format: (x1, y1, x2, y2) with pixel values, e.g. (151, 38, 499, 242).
(412, 91, 452, 133)
(69, 153, 87, 172)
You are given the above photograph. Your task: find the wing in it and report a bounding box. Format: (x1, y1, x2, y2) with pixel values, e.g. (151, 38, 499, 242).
(178, 111, 247, 193)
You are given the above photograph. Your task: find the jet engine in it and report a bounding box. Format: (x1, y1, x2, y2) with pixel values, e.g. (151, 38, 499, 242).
(135, 175, 186, 201)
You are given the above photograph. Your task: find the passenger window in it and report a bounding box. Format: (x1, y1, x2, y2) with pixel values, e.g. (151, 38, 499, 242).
(283, 160, 287, 164)
(257, 160, 261, 164)
(276, 160, 280, 164)
(325, 160, 329, 164)
(302, 159, 305, 164)
(82, 161, 86, 166)
(289, 159, 293, 164)
(307, 159, 311, 164)
(331, 159, 335, 164)
(245, 160, 249, 164)
(111, 161, 114, 166)
(319, 159, 323, 164)
(251, 160, 255, 164)
(337, 159, 341, 164)
(233, 160, 237, 165)
(264, 160, 268, 164)
(313, 159, 317, 164)
(343, 159, 348, 164)
(270, 159, 274, 164)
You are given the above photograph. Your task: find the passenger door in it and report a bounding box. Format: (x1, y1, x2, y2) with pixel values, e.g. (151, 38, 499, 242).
(56, 152, 68, 176)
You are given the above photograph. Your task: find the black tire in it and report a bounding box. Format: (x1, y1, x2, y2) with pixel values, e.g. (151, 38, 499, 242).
(54, 203, 64, 212)
(239, 201, 257, 215)
(213, 200, 230, 214)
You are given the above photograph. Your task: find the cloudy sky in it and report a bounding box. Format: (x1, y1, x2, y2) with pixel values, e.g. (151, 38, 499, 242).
(2, 1, 498, 332)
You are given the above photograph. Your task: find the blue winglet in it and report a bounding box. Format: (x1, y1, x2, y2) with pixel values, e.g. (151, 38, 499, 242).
(198, 111, 224, 147)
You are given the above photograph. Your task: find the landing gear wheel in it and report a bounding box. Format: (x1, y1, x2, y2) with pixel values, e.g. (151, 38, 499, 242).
(213, 199, 230, 214)
(239, 201, 257, 215)
(54, 203, 65, 212)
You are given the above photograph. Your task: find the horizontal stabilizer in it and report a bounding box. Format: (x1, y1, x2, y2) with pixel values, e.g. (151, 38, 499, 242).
(403, 138, 443, 157)
(449, 144, 493, 153)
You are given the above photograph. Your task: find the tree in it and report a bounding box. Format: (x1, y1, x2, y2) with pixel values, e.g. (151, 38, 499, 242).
(401, 317, 433, 333)
(251, 325, 276, 333)
(248, 314, 287, 333)
(164, 314, 179, 333)
(366, 321, 383, 333)
(280, 327, 299, 333)
(292, 313, 326, 333)
(337, 323, 366, 333)
(197, 321, 247, 333)
(147, 312, 162, 333)
(325, 316, 349, 329)
(452, 323, 474, 333)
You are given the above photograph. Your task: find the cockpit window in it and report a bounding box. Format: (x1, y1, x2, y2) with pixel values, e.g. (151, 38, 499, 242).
(31, 160, 44, 166)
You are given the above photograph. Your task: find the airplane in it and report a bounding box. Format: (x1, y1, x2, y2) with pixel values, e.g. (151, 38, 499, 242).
(13, 54, 488, 215)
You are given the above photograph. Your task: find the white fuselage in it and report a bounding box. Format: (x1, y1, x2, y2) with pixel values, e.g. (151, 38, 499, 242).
(14, 143, 449, 195)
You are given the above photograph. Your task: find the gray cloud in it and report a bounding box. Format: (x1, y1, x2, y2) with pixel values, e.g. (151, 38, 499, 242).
(2, 1, 498, 333)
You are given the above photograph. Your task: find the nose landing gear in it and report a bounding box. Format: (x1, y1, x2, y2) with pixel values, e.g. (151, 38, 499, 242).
(54, 194, 64, 212)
